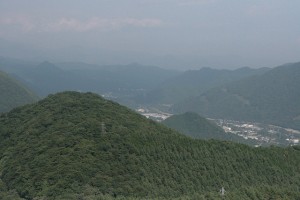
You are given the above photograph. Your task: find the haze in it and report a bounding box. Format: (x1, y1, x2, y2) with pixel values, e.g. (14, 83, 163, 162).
(1, 0, 300, 69)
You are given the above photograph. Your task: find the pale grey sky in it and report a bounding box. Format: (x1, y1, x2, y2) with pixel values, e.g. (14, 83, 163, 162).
(1, 0, 300, 69)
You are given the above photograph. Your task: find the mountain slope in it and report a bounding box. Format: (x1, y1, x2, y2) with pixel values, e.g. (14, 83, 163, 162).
(173, 62, 300, 130)
(0, 92, 299, 199)
(0, 70, 37, 112)
(142, 67, 269, 107)
(162, 112, 256, 145)
(163, 112, 225, 138)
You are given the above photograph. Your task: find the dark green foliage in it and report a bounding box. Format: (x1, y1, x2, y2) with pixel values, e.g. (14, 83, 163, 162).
(162, 112, 225, 139)
(0, 92, 299, 199)
(162, 112, 255, 145)
(0, 70, 38, 113)
(173, 62, 300, 130)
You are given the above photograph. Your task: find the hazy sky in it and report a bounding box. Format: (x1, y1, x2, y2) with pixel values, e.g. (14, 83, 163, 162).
(1, 0, 300, 69)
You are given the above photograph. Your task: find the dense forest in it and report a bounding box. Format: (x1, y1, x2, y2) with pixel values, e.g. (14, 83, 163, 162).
(162, 112, 226, 139)
(0, 92, 299, 199)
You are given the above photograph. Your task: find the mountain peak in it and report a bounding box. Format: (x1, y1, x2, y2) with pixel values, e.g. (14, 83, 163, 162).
(37, 61, 62, 72)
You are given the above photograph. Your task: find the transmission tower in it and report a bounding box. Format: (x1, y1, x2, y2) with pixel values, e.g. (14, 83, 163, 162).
(220, 187, 226, 198)
(101, 122, 106, 134)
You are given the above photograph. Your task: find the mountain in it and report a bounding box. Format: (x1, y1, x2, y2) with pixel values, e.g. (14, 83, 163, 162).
(173, 62, 300, 130)
(0, 91, 299, 199)
(162, 112, 226, 138)
(0, 56, 37, 74)
(141, 67, 270, 108)
(162, 112, 256, 145)
(3, 59, 179, 106)
(0, 70, 37, 112)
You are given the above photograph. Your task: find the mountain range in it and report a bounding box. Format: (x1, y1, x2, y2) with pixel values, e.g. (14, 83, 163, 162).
(0, 57, 180, 108)
(141, 67, 270, 108)
(1, 55, 300, 131)
(173, 62, 300, 130)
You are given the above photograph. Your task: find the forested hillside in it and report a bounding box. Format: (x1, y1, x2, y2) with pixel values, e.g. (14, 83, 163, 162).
(162, 112, 257, 145)
(173, 62, 300, 130)
(0, 92, 299, 199)
(0, 70, 37, 112)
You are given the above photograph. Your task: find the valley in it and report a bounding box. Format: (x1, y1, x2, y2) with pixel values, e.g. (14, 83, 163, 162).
(136, 108, 172, 122)
(137, 108, 300, 146)
(212, 119, 300, 146)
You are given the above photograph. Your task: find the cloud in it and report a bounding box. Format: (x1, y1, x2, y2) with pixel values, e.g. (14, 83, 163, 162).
(0, 16, 163, 33)
(245, 5, 272, 17)
(44, 17, 163, 32)
(0, 16, 35, 32)
(139, 0, 217, 6)
(177, 0, 217, 6)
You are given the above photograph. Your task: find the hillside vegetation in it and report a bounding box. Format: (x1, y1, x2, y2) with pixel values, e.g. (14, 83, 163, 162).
(0, 70, 37, 113)
(173, 62, 300, 130)
(162, 112, 257, 145)
(0, 92, 299, 199)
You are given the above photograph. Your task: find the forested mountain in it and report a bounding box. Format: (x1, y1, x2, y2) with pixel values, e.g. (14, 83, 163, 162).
(0, 92, 299, 199)
(162, 112, 256, 145)
(173, 62, 300, 130)
(0, 70, 37, 112)
(162, 112, 225, 138)
(142, 67, 269, 107)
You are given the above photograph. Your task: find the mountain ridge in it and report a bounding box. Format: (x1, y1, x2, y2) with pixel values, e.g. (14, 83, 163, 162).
(172, 62, 300, 130)
(142, 66, 270, 107)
